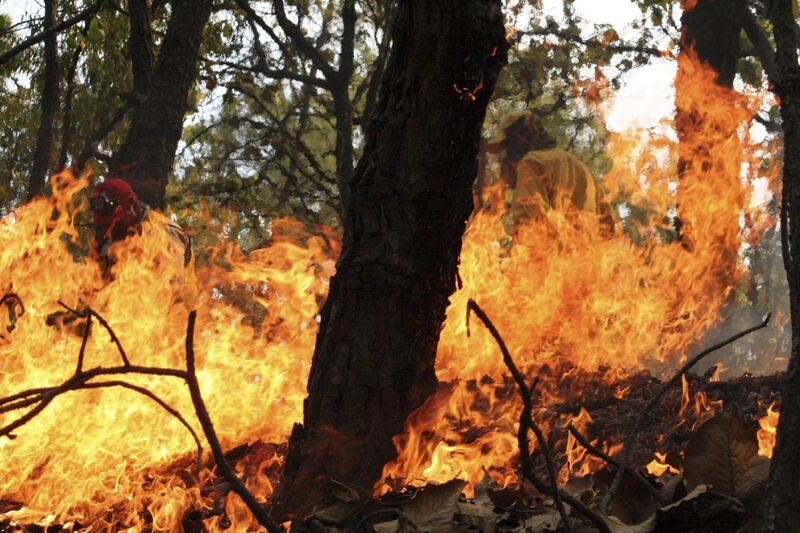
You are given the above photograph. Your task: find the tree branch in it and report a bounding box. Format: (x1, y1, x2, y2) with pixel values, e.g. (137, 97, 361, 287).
(183, 311, 283, 533)
(566, 424, 668, 505)
(0, 306, 283, 531)
(602, 313, 771, 511)
(526, 26, 663, 58)
(742, 7, 780, 84)
(0, 1, 104, 66)
(467, 299, 613, 533)
(210, 57, 330, 89)
(271, 0, 338, 83)
(230, 0, 291, 58)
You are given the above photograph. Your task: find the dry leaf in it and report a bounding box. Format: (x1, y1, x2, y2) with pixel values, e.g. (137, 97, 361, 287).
(683, 413, 769, 497)
(603, 513, 656, 533)
(401, 479, 466, 532)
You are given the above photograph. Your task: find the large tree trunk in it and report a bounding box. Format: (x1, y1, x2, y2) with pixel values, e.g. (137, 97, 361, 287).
(276, 0, 508, 516)
(27, 0, 59, 200)
(680, 0, 746, 87)
(760, 1, 800, 531)
(675, 0, 745, 235)
(110, 0, 212, 209)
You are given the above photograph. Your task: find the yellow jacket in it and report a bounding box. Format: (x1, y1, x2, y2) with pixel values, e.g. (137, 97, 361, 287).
(510, 148, 603, 216)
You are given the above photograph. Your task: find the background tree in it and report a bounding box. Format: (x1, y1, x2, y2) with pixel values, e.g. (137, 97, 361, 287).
(27, 0, 59, 200)
(761, 0, 800, 530)
(109, 0, 213, 209)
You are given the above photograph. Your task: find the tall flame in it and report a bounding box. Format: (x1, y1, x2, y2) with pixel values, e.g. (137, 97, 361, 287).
(0, 49, 778, 529)
(382, 49, 776, 490)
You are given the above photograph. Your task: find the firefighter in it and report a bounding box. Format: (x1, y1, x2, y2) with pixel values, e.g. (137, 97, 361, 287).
(485, 110, 614, 232)
(89, 178, 197, 306)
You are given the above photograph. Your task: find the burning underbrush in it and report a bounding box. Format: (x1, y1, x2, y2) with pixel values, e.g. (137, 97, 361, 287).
(0, 50, 786, 531)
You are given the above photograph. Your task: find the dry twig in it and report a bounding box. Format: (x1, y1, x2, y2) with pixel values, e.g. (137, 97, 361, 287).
(601, 313, 772, 512)
(566, 423, 667, 505)
(58, 301, 130, 366)
(467, 299, 611, 533)
(0, 306, 283, 532)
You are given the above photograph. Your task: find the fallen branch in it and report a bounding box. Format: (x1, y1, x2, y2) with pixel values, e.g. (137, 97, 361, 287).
(602, 313, 772, 512)
(566, 423, 668, 505)
(184, 311, 282, 533)
(58, 301, 130, 366)
(467, 299, 611, 533)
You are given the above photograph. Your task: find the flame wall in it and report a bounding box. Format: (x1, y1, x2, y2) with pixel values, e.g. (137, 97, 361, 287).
(0, 51, 778, 529)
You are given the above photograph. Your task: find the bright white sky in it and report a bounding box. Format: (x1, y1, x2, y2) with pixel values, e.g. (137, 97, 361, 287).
(541, 0, 677, 132)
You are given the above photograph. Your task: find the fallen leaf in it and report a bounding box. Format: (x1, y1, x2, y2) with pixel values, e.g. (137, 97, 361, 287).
(603, 513, 656, 533)
(683, 413, 769, 497)
(401, 479, 466, 532)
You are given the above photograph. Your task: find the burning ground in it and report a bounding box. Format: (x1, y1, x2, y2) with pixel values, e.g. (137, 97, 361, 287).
(0, 52, 787, 531)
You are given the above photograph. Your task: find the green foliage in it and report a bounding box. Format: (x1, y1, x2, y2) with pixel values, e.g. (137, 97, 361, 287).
(0, 0, 787, 260)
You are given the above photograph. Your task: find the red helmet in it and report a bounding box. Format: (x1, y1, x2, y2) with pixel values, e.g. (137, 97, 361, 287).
(91, 178, 137, 229)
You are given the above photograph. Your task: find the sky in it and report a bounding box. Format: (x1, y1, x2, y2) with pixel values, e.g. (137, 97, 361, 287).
(541, 0, 678, 132)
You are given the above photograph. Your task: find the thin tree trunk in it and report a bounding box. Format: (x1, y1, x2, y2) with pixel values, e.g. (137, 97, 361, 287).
(334, 0, 356, 216)
(680, 0, 746, 87)
(128, 0, 154, 97)
(674, 0, 745, 244)
(760, 1, 800, 530)
(276, 0, 508, 516)
(676, 0, 745, 182)
(27, 0, 59, 200)
(110, 0, 212, 209)
(59, 18, 94, 170)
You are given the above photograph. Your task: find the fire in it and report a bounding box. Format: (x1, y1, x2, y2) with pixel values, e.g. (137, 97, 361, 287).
(646, 452, 680, 477)
(559, 408, 622, 483)
(383, 48, 775, 490)
(757, 402, 780, 458)
(0, 171, 334, 528)
(0, 47, 779, 529)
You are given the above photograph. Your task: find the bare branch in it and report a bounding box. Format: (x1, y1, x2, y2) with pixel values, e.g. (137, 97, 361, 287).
(0, 1, 104, 66)
(271, 0, 338, 83)
(0, 307, 283, 531)
(77, 380, 203, 470)
(602, 313, 771, 511)
(58, 301, 131, 366)
(467, 299, 612, 533)
(566, 424, 668, 505)
(210, 57, 330, 89)
(525, 26, 663, 58)
(230, 0, 291, 58)
(183, 311, 283, 533)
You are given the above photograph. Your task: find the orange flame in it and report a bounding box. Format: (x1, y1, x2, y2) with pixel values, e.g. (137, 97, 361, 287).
(646, 451, 680, 477)
(0, 46, 779, 528)
(758, 402, 780, 458)
(383, 48, 775, 491)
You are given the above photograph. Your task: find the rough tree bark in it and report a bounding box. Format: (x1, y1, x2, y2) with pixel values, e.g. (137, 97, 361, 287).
(761, 1, 800, 531)
(276, 0, 508, 516)
(680, 0, 746, 87)
(128, 0, 154, 98)
(27, 0, 59, 200)
(676, 0, 745, 201)
(110, 0, 212, 209)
